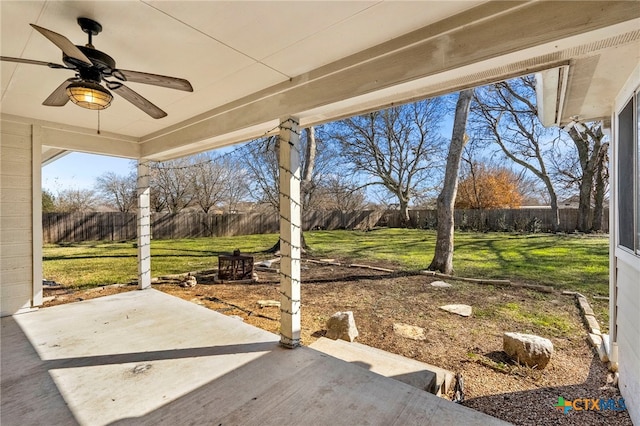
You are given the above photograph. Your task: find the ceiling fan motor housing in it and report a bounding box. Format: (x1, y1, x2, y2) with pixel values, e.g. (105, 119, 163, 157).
(63, 46, 116, 78)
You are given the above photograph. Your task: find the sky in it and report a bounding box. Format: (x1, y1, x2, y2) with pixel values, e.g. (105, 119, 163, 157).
(41, 144, 244, 194)
(42, 153, 134, 193)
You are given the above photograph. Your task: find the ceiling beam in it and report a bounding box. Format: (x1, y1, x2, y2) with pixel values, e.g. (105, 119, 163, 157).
(40, 127, 140, 159)
(41, 147, 69, 166)
(2, 114, 141, 159)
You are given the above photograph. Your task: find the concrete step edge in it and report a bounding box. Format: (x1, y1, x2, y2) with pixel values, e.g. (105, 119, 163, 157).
(310, 337, 454, 395)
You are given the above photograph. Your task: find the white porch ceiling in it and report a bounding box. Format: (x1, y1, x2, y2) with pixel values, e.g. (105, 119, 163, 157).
(1, 1, 639, 161)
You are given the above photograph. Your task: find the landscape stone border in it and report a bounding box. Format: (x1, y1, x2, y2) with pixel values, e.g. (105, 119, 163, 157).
(562, 291, 614, 371)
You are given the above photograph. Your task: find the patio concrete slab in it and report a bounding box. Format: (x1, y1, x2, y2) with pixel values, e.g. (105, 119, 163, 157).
(1, 289, 510, 425)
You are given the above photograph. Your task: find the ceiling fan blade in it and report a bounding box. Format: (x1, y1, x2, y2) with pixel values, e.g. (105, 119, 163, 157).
(111, 83, 167, 119)
(113, 69, 193, 92)
(43, 78, 77, 106)
(30, 24, 92, 65)
(1, 56, 67, 69)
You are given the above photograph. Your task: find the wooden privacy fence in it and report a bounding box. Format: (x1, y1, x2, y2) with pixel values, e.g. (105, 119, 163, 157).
(42, 208, 608, 243)
(42, 210, 385, 243)
(42, 212, 138, 243)
(381, 208, 609, 233)
(42, 212, 279, 243)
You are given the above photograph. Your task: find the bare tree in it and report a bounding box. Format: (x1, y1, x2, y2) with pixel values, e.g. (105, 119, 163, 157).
(150, 157, 194, 213)
(243, 126, 327, 253)
(317, 174, 367, 211)
(222, 156, 251, 213)
(428, 89, 473, 274)
(332, 99, 447, 225)
(301, 126, 317, 208)
(473, 76, 560, 231)
(190, 152, 227, 213)
(564, 121, 608, 231)
(95, 171, 137, 212)
(54, 188, 98, 212)
(244, 126, 332, 212)
(244, 136, 281, 211)
(592, 140, 609, 231)
(149, 189, 167, 213)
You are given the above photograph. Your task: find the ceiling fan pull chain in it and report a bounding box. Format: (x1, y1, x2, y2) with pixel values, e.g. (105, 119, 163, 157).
(97, 110, 101, 134)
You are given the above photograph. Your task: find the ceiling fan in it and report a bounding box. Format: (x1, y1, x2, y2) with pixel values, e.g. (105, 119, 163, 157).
(1, 17, 193, 119)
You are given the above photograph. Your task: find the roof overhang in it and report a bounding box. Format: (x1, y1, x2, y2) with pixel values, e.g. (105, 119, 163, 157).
(1, 1, 638, 161)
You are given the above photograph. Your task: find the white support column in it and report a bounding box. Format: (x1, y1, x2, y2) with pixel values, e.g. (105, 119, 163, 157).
(137, 160, 151, 290)
(32, 125, 43, 307)
(278, 117, 302, 348)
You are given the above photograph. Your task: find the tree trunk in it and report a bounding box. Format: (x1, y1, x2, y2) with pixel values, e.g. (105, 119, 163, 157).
(577, 168, 593, 231)
(301, 126, 317, 208)
(265, 234, 308, 254)
(592, 142, 608, 232)
(302, 127, 316, 184)
(535, 170, 560, 232)
(428, 89, 474, 274)
(569, 124, 604, 232)
(549, 191, 560, 233)
(399, 197, 411, 227)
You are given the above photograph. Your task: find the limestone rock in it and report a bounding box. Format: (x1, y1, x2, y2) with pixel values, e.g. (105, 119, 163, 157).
(430, 281, 452, 288)
(180, 276, 197, 288)
(257, 299, 280, 308)
(326, 311, 359, 342)
(583, 314, 601, 335)
(393, 323, 426, 341)
(439, 304, 472, 317)
(588, 333, 603, 348)
(503, 332, 553, 369)
(256, 258, 280, 268)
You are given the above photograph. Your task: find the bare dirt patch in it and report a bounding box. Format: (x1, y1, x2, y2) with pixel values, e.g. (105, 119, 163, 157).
(43, 258, 630, 425)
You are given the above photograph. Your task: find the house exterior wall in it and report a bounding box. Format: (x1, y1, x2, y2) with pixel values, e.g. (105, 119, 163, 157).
(611, 64, 640, 424)
(1, 119, 41, 316)
(615, 252, 640, 422)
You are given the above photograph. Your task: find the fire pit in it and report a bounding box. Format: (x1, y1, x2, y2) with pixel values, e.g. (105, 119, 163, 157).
(218, 249, 254, 281)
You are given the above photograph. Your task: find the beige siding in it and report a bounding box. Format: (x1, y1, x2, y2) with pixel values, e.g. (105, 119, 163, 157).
(616, 257, 640, 423)
(1, 120, 35, 316)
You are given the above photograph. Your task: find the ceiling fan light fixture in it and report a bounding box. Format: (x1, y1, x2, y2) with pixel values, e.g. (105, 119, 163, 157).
(66, 81, 112, 110)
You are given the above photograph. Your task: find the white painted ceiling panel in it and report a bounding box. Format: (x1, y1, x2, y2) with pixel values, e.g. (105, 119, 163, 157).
(0, 1, 45, 57)
(148, 1, 378, 62)
(164, 63, 286, 116)
(262, 1, 487, 77)
(1, 0, 638, 156)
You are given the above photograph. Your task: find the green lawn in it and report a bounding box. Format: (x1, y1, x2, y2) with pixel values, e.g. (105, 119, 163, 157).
(306, 229, 609, 295)
(43, 229, 609, 295)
